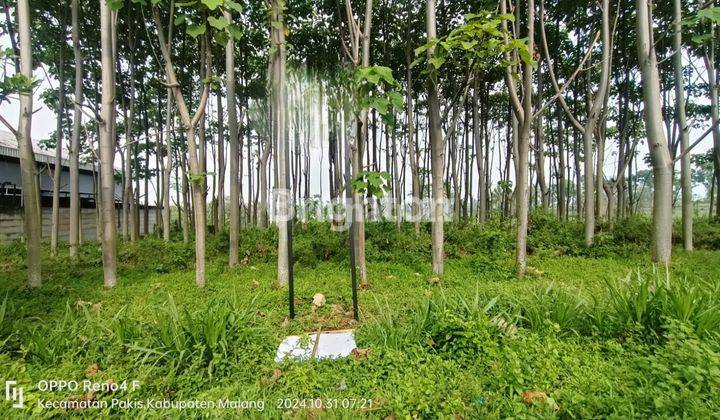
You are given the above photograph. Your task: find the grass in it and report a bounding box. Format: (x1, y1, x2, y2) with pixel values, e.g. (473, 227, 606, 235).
(1, 216, 720, 418)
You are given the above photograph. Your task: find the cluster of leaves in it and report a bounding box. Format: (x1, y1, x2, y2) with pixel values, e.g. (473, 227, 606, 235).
(352, 170, 391, 198)
(0, 49, 39, 105)
(683, 6, 720, 46)
(412, 12, 535, 73)
(111, 0, 244, 45)
(352, 66, 403, 126)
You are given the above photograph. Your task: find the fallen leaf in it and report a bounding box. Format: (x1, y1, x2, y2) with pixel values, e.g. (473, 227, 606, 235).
(423, 289, 433, 297)
(312, 293, 326, 307)
(521, 390, 558, 410)
(84, 364, 100, 376)
(280, 317, 290, 328)
(360, 283, 371, 291)
(91, 303, 102, 312)
(331, 304, 344, 314)
(429, 276, 441, 285)
(241, 256, 249, 265)
(261, 369, 282, 385)
(252, 279, 260, 287)
(351, 348, 370, 359)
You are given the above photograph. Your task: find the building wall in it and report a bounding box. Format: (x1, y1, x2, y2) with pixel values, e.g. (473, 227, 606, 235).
(0, 156, 121, 199)
(0, 207, 157, 243)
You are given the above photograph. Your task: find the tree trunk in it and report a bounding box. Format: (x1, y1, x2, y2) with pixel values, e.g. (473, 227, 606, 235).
(51, 47, 65, 257)
(216, 90, 225, 231)
(225, 11, 240, 265)
(69, 0, 83, 258)
(406, 47, 421, 234)
(153, 6, 210, 286)
(162, 91, 172, 242)
(271, 0, 291, 286)
(635, 0, 673, 263)
(99, 0, 118, 288)
(426, 0, 444, 276)
(16, 0, 41, 287)
(674, 0, 692, 250)
(474, 81, 487, 222)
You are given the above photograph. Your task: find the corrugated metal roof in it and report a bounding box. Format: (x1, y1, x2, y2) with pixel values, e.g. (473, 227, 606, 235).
(0, 130, 97, 172)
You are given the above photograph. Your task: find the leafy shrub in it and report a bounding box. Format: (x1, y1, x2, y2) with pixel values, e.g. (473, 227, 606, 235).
(117, 238, 194, 274)
(688, 218, 720, 249)
(519, 284, 590, 335)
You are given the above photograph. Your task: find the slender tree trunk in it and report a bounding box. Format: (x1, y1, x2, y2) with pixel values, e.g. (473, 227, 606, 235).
(426, 0, 444, 276)
(69, 0, 83, 258)
(474, 81, 487, 222)
(51, 47, 65, 257)
(217, 90, 225, 231)
(406, 48, 421, 234)
(162, 92, 173, 242)
(536, 67, 549, 210)
(557, 104, 567, 219)
(225, 11, 240, 265)
(636, 0, 673, 263)
(703, 29, 720, 220)
(16, 0, 41, 287)
(153, 6, 210, 286)
(99, 0, 118, 287)
(674, 0, 692, 250)
(271, 0, 290, 286)
(258, 140, 271, 227)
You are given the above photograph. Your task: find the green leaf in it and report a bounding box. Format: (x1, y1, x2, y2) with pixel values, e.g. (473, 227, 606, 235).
(107, 0, 124, 11)
(227, 24, 242, 40)
(186, 24, 206, 38)
(225, 0, 243, 13)
(201, 0, 223, 10)
(207, 15, 229, 30)
(698, 7, 720, 24)
(428, 55, 446, 69)
(174, 14, 188, 26)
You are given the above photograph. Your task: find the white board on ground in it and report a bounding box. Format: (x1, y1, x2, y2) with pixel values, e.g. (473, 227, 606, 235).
(275, 330, 357, 362)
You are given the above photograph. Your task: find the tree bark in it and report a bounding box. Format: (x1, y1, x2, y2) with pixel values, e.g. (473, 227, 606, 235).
(51, 46, 65, 257)
(271, 0, 290, 286)
(226, 9, 240, 266)
(674, 0, 692, 251)
(16, 0, 41, 287)
(69, 0, 83, 258)
(426, 0, 444, 276)
(99, 0, 118, 288)
(153, 6, 210, 286)
(635, 0, 673, 263)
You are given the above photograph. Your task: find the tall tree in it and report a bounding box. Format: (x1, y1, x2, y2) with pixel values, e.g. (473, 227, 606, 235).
(674, 0, 692, 250)
(270, 0, 291, 286)
(99, 0, 118, 288)
(635, 0, 674, 263)
(426, 0, 444, 276)
(226, 8, 240, 267)
(12, 0, 42, 287)
(69, 0, 83, 258)
(153, 5, 211, 287)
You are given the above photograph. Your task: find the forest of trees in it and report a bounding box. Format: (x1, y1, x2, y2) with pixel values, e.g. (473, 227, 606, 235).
(1, 0, 719, 288)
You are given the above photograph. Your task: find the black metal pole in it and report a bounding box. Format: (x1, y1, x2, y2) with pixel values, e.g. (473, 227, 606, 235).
(344, 130, 359, 321)
(285, 123, 295, 321)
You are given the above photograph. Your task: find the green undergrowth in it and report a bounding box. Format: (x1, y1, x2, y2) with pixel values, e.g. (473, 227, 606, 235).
(1, 215, 719, 417)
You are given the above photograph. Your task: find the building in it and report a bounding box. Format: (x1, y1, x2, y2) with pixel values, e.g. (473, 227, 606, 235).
(0, 130, 156, 243)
